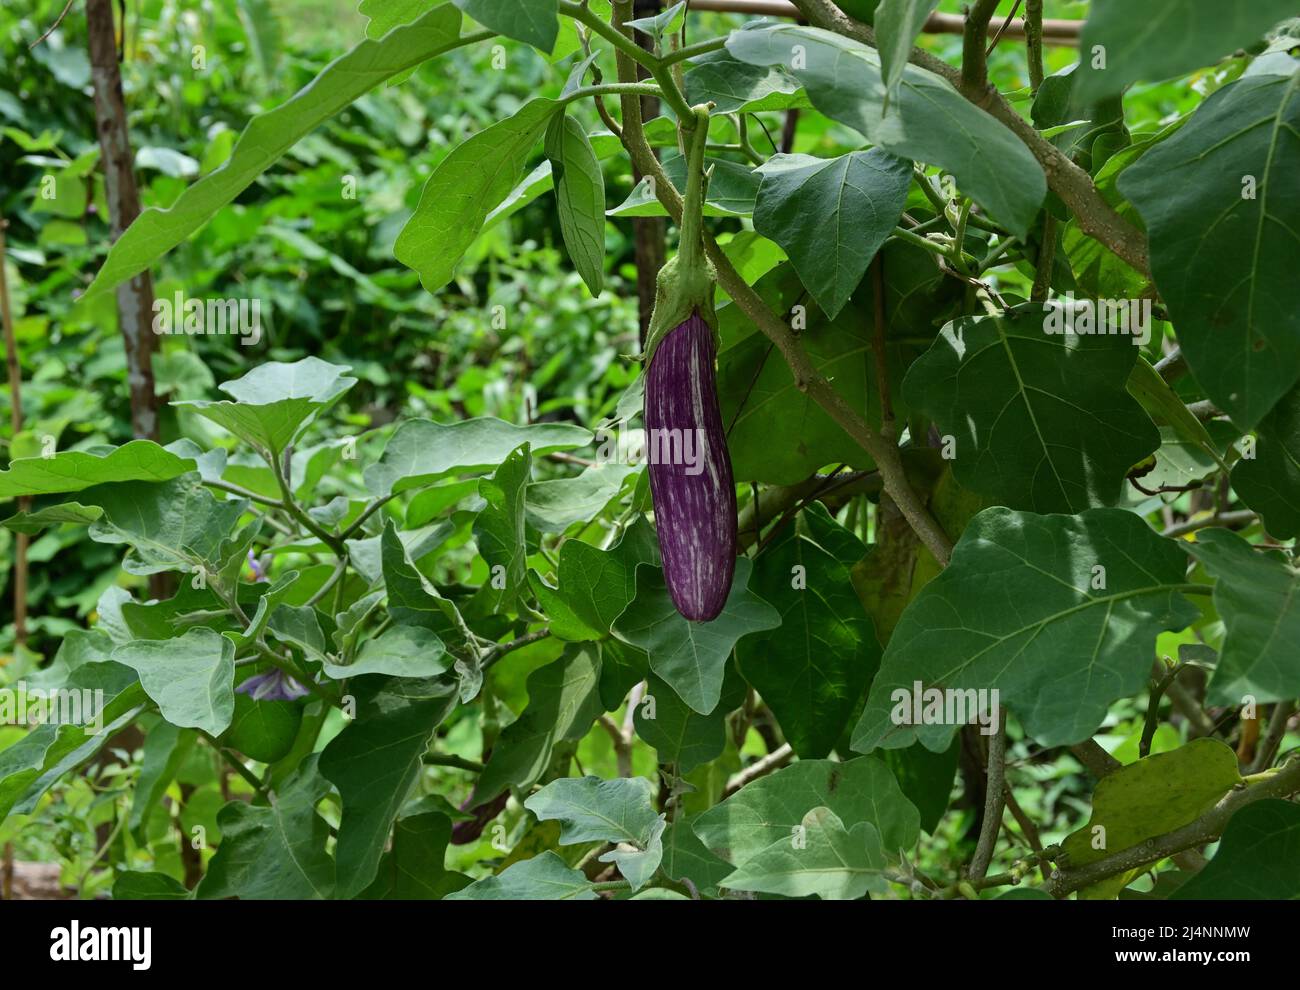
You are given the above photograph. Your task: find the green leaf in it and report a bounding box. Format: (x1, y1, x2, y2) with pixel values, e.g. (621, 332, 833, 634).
(1072, 0, 1296, 103)
(736, 518, 879, 758)
(726, 23, 1045, 237)
(902, 304, 1159, 513)
(874, 0, 940, 106)
(112, 627, 237, 735)
(612, 557, 781, 715)
(76, 474, 247, 578)
(1172, 800, 1300, 900)
(319, 676, 460, 898)
(1, 501, 103, 534)
(359, 811, 472, 899)
(752, 150, 910, 319)
(454, 0, 557, 52)
(525, 463, 636, 533)
(1127, 354, 1218, 455)
(880, 740, 959, 834)
(721, 808, 888, 900)
(1118, 54, 1300, 429)
(692, 756, 920, 866)
(544, 111, 605, 296)
(321, 624, 448, 680)
(364, 416, 591, 497)
(625, 0, 685, 39)
(446, 850, 598, 900)
(129, 721, 197, 839)
(1061, 739, 1243, 899)
(683, 52, 807, 114)
(472, 444, 531, 612)
(852, 508, 1200, 753)
(176, 357, 357, 459)
(661, 818, 733, 897)
(380, 522, 461, 639)
(396, 98, 559, 292)
(1232, 386, 1300, 539)
(1188, 528, 1300, 706)
(524, 775, 666, 890)
(113, 872, 190, 900)
(86, 4, 465, 297)
(554, 517, 661, 636)
(197, 755, 336, 900)
(633, 672, 744, 773)
(474, 643, 603, 803)
(0, 440, 195, 499)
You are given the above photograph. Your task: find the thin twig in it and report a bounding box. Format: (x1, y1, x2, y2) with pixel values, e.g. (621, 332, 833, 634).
(969, 713, 1007, 880)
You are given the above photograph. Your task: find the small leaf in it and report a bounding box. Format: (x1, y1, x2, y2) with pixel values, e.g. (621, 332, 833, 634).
(321, 624, 448, 680)
(721, 808, 888, 900)
(446, 850, 598, 900)
(544, 111, 606, 296)
(874, 0, 940, 106)
(473, 444, 532, 612)
(454, 0, 559, 53)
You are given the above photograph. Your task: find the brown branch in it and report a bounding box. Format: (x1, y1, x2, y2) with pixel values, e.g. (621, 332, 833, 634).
(1048, 757, 1300, 898)
(969, 714, 1007, 880)
(0, 215, 28, 649)
(791, 0, 1150, 277)
(963, 0, 1001, 92)
(723, 742, 793, 796)
(1069, 739, 1121, 779)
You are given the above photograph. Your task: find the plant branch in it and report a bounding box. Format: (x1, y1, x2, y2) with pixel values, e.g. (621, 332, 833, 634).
(1048, 757, 1300, 898)
(963, 0, 1001, 92)
(969, 714, 1007, 880)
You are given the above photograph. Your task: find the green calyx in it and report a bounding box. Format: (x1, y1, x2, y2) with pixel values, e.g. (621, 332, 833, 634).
(644, 104, 718, 365)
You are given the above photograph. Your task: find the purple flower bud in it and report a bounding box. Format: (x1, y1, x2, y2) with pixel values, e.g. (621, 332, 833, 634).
(237, 669, 309, 702)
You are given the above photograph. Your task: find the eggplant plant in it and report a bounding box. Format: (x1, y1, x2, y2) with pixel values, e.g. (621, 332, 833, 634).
(1, 0, 1299, 906)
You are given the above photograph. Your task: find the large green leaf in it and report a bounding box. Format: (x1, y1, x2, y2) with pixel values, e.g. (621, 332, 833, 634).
(852, 508, 1200, 752)
(128, 722, 197, 839)
(523, 776, 666, 890)
(1232, 386, 1300, 539)
(177, 358, 357, 459)
(692, 756, 920, 866)
(1119, 53, 1300, 429)
(1073, 0, 1296, 103)
(196, 756, 336, 900)
(396, 98, 559, 292)
(736, 513, 878, 758)
(319, 676, 460, 898)
(472, 444, 531, 612)
(0, 441, 194, 500)
(725, 23, 1045, 236)
(446, 850, 598, 900)
(454, 0, 557, 52)
(902, 304, 1159, 513)
(474, 643, 603, 803)
(525, 463, 636, 533)
(874, 0, 940, 106)
(364, 417, 591, 497)
(660, 818, 734, 896)
(752, 149, 910, 319)
(1061, 739, 1243, 899)
(611, 557, 781, 715)
(721, 808, 889, 900)
(1172, 800, 1300, 900)
(112, 627, 236, 735)
(86, 4, 466, 297)
(77, 474, 248, 578)
(544, 111, 605, 296)
(1188, 528, 1300, 706)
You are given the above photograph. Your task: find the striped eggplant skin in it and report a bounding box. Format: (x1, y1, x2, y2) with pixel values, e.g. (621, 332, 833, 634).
(644, 310, 737, 621)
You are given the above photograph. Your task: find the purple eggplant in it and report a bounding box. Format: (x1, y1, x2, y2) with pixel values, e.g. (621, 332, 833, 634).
(644, 310, 737, 621)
